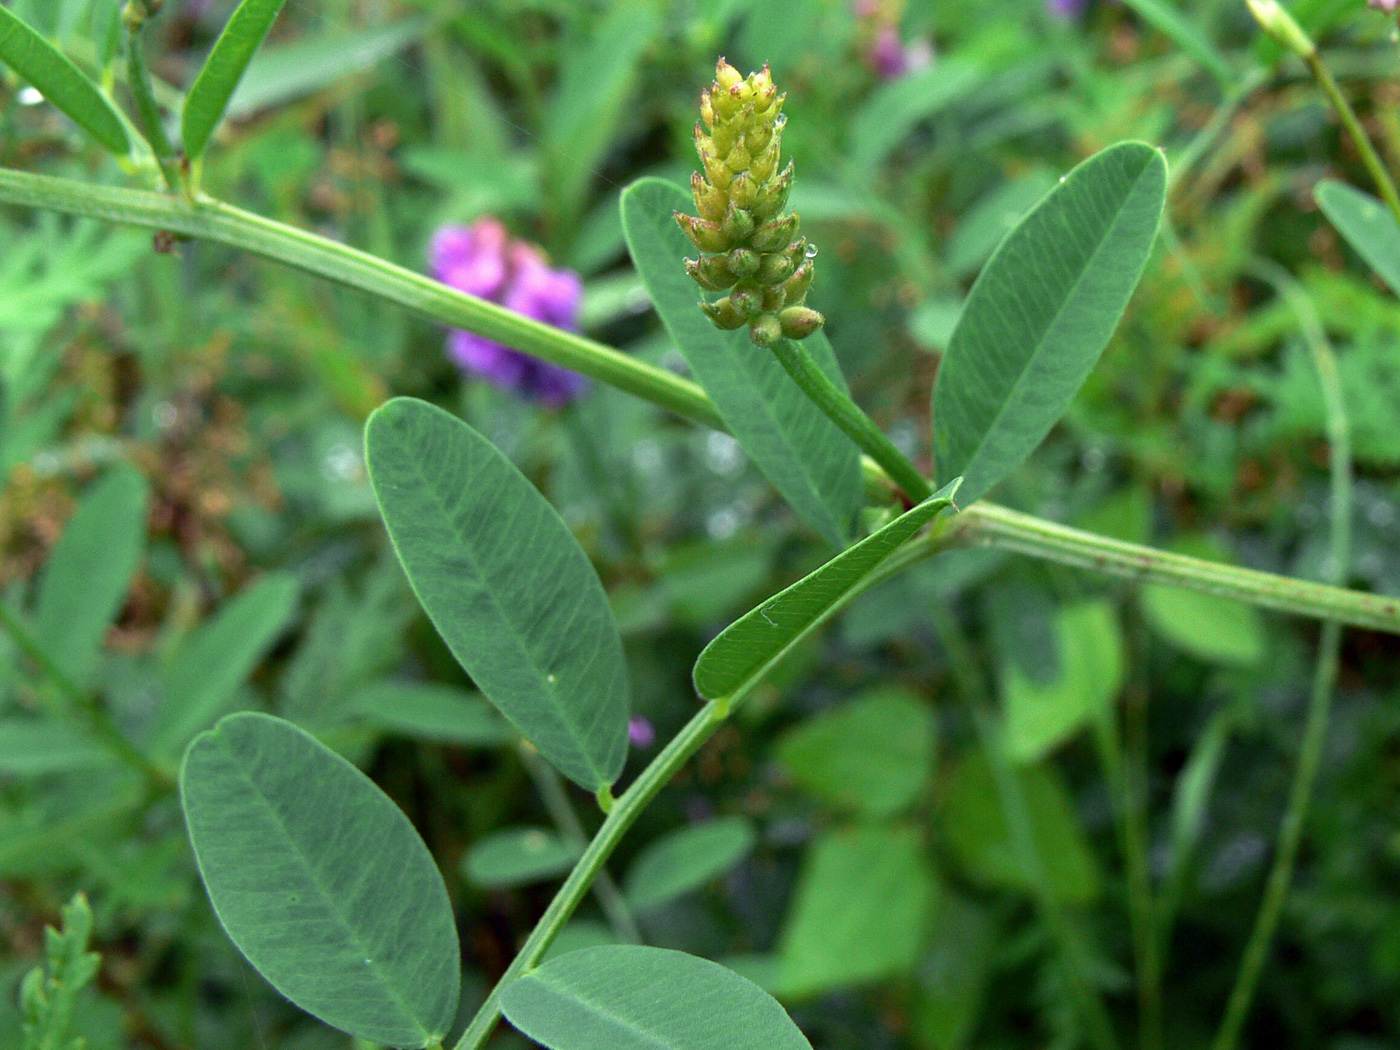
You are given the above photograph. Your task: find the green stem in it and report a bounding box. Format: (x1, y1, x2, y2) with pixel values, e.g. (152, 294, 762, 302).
(0, 166, 1394, 635)
(454, 700, 729, 1050)
(929, 608, 1120, 1050)
(948, 502, 1393, 634)
(1209, 262, 1351, 1050)
(1304, 49, 1400, 229)
(518, 744, 642, 945)
(123, 26, 181, 191)
(768, 337, 932, 503)
(0, 602, 173, 790)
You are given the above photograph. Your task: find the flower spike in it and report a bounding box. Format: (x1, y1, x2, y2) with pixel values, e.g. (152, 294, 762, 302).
(677, 59, 823, 346)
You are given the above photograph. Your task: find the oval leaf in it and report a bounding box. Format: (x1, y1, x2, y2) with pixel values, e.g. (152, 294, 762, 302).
(0, 7, 129, 153)
(180, 713, 460, 1047)
(621, 178, 862, 549)
(932, 142, 1166, 505)
(623, 817, 756, 912)
(365, 397, 629, 791)
(349, 681, 515, 746)
(464, 827, 581, 889)
(180, 0, 291, 160)
(694, 481, 960, 701)
(501, 945, 813, 1050)
(1315, 179, 1400, 298)
(36, 465, 148, 687)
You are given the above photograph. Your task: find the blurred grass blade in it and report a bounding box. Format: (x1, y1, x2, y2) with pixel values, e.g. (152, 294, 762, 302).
(501, 945, 814, 1050)
(181, 0, 290, 160)
(1118, 0, 1232, 85)
(846, 60, 982, 180)
(1315, 179, 1400, 297)
(543, 0, 660, 230)
(693, 481, 959, 702)
(365, 397, 630, 792)
(0, 6, 129, 153)
(225, 18, 427, 120)
(36, 465, 148, 687)
(153, 573, 300, 756)
(932, 142, 1166, 506)
(180, 712, 460, 1047)
(621, 178, 862, 549)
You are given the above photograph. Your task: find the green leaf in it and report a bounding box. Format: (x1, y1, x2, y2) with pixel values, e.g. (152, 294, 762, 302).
(225, 18, 427, 120)
(36, 466, 148, 686)
(365, 397, 629, 791)
(1139, 537, 1265, 667)
(846, 60, 983, 179)
(774, 687, 935, 817)
(777, 825, 934, 998)
(911, 892, 996, 1050)
(621, 178, 862, 548)
(0, 718, 114, 775)
(693, 482, 959, 701)
(0, 6, 128, 153)
(501, 945, 813, 1050)
(542, 1, 661, 228)
(942, 751, 1101, 904)
(153, 573, 299, 756)
(349, 681, 515, 746)
(180, 712, 459, 1047)
(463, 827, 581, 889)
(1001, 601, 1124, 763)
(180, 0, 291, 161)
(1315, 180, 1400, 298)
(623, 817, 756, 912)
(932, 142, 1166, 506)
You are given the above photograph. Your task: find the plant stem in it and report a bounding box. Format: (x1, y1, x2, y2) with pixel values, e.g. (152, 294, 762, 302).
(768, 337, 932, 503)
(123, 24, 181, 191)
(1304, 50, 1400, 229)
(929, 608, 1120, 1050)
(1210, 262, 1352, 1050)
(947, 502, 1393, 634)
(518, 744, 642, 945)
(0, 166, 1394, 635)
(0, 602, 173, 790)
(453, 700, 729, 1050)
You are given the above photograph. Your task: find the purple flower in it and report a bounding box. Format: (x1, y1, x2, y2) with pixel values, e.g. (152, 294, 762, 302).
(1371, 0, 1398, 11)
(430, 219, 588, 407)
(853, 1, 934, 80)
(628, 717, 656, 749)
(1048, 0, 1092, 17)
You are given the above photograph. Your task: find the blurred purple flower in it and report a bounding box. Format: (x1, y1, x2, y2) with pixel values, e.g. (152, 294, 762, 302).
(854, 1, 934, 80)
(1048, 0, 1093, 17)
(430, 219, 588, 406)
(628, 716, 656, 749)
(1371, 0, 1398, 11)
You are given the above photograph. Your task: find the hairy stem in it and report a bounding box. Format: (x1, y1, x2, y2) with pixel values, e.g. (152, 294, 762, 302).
(518, 744, 642, 945)
(769, 337, 932, 503)
(1209, 263, 1352, 1050)
(0, 166, 1395, 635)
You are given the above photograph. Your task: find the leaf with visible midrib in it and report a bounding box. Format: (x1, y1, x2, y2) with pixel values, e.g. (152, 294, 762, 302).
(932, 142, 1166, 506)
(180, 713, 460, 1048)
(694, 481, 960, 701)
(0, 7, 129, 153)
(365, 397, 630, 791)
(621, 178, 862, 549)
(1316, 180, 1400, 298)
(624, 817, 756, 912)
(181, 0, 291, 160)
(501, 945, 814, 1050)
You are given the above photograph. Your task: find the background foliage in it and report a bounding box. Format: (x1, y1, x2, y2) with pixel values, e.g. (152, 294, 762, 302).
(2, 1, 1400, 1049)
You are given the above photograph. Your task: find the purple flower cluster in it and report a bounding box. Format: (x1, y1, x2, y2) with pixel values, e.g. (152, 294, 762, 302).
(853, 0, 934, 80)
(430, 219, 588, 406)
(1047, 0, 1092, 17)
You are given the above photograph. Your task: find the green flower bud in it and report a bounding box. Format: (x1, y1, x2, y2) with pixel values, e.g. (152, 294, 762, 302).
(778, 306, 824, 339)
(680, 58, 824, 344)
(749, 313, 782, 347)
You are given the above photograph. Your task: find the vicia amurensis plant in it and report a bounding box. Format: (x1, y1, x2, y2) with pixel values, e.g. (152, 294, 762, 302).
(6, 4, 1400, 1050)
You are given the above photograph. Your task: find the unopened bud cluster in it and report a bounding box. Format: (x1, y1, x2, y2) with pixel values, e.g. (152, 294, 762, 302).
(677, 59, 824, 347)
